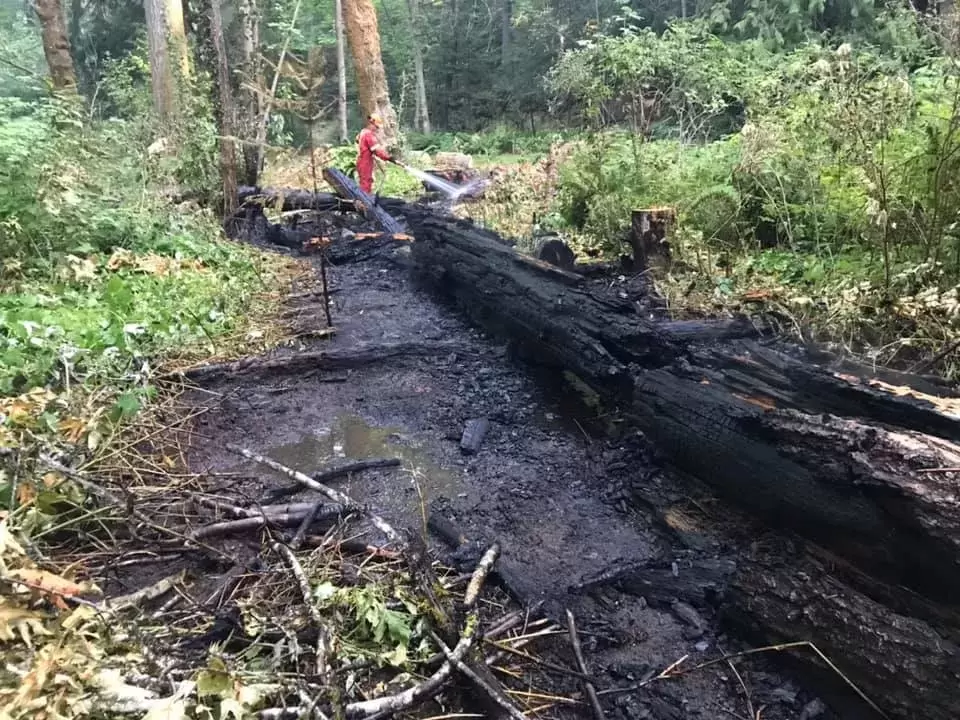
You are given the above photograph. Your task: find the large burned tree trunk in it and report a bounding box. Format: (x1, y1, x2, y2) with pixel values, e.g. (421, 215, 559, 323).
(405, 212, 960, 719)
(407, 213, 960, 602)
(727, 548, 960, 720)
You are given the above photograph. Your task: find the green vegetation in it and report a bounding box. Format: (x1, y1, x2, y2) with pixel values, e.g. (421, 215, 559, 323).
(0, 29, 293, 491)
(530, 15, 959, 376)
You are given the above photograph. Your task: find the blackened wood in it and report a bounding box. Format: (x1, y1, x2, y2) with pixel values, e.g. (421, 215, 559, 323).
(460, 418, 490, 455)
(260, 458, 402, 504)
(726, 549, 960, 720)
(407, 212, 960, 605)
(321, 167, 407, 235)
(629, 208, 673, 271)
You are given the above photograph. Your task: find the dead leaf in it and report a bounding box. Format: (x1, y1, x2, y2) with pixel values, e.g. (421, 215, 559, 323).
(15, 484, 36, 507)
(57, 417, 87, 443)
(0, 602, 50, 646)
(5, 568, 99, 608)
(106, 248, 135, 270)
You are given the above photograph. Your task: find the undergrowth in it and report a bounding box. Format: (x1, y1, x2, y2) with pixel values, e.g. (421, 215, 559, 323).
(0, 68, 302, 718)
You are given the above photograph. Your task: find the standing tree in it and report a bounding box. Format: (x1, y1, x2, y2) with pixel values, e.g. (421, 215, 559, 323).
(165, 0, 191, 79)
(35, 0, 77, 92)
(238, 0, 262, 184)
(408, 0, 430, 133)
(334, 0, 349, 142)
(209, 0, 237, 216)
(144, 0, 176, 121)
(342, 0, 398, 146)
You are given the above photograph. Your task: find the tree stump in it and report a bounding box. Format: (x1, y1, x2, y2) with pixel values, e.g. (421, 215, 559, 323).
(630, 207, 674, 272)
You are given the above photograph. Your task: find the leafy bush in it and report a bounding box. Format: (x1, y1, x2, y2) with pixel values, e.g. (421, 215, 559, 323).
(0, 93, 274, 398)
(0, 228, 271, 396)
(405, 129, 566, 158)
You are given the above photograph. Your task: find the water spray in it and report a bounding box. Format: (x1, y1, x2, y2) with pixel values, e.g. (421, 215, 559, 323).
(390, 159, 485, 202)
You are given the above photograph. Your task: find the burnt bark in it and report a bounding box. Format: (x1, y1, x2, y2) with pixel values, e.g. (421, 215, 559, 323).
(726, 548, 960, 720)
(35, 0, 77, 92)
(322, 167, 407, 235)
(406, 213, 960, 602)
(402, 211, 960, 719)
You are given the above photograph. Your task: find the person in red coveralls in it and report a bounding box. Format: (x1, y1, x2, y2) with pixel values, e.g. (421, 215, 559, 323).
(356, 113, 394, 194)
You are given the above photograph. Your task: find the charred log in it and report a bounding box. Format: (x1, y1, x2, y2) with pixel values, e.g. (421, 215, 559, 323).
(406, 212, 960, 607)
(726, 547, 960, 720)
(237, 185, 409, 217)
(403, 210, 960, 719)
(322, 167, 407, 235)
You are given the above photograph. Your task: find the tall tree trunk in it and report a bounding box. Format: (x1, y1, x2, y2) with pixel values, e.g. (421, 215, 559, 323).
(210, 0, 237, 217)
(35, 0, 78, 93)
(500, 0, 511, 66)
(252, 0, 302, 184)
(68, 0, 83, 82)
(941, 0, 960, 51)
(335, 0, 349, 142)
(407, 0, 430, 134)
(164, 0, 192, 79)
(342, 0, 398, 146)
(144, 0, 176, 122)
(238, 0, 262, 185)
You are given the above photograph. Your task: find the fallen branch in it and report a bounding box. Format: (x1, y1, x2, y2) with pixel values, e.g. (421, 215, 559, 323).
(193, 495, 327, 519)
(178, 341, 470, 383)
(290, 502, 324, 550)
(261, 458, 402, 504)
(189, 505, 345, 540)
(274, 542, 332, 677)
(566, 610, 605, 720)
(104, 571, 186, 616)
(465, 543, 500, 609)
(432, 632, 527, 720)
(227, 444, 403, 547)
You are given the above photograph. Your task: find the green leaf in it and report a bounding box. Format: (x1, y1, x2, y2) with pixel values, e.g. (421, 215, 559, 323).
(197, 657, 232, 697)
(382, 609, 412, 646)
(112, 391, 141, 420)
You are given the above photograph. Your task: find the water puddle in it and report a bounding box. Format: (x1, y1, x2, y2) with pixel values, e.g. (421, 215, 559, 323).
(247, 413, 463, 520)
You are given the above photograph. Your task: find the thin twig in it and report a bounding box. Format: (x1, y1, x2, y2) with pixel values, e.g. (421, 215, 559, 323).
(261, 458, 401, 504)
(566, 610, 605, 720)
(104, 571, 185, 616)
(290, 502, 324, 550)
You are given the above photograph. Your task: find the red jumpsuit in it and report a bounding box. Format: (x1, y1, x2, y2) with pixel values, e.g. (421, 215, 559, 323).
(356, 127, 390, 194)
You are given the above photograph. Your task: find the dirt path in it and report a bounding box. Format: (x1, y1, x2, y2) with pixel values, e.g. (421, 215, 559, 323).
(183, 241, 832, 720)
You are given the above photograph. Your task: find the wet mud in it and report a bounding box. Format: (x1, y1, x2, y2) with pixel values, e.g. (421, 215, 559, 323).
(179, 237, 837, 720)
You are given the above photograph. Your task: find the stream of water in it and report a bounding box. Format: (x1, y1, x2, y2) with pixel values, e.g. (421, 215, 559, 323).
(400, 165, 486, 201)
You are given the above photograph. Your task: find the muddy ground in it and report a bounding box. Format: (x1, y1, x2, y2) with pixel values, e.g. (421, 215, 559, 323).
(175, 220, 838, 720)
